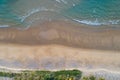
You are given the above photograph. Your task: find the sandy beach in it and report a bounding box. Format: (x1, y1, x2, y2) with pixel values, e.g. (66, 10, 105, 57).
(0, 43, 120, 70)
(0, 21, 120, 50)
(0, 21, 120, 80)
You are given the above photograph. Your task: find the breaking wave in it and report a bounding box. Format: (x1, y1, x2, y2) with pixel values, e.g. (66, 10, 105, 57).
(0, 0, 120, 27)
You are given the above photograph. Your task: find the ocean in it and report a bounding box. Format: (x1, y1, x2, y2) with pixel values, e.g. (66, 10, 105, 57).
(0, 0, 120, 28)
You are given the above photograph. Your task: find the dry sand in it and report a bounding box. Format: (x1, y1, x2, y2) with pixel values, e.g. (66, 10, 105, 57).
(0, 44, 120, 80)
(0, 43, 120, 70)
(0, 21, 120, 80)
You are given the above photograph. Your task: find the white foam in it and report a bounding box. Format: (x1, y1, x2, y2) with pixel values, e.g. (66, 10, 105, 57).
(0, 25, 9, 28)
(20, 7, 55, 22)
(55, 0, 68, 4)
(73, 19, 120, 26)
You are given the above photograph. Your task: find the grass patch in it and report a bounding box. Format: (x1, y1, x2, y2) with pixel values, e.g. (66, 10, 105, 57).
(0, 72, 17, 78)
(17, 69, 82, 80)
(0, 69, 105, 80)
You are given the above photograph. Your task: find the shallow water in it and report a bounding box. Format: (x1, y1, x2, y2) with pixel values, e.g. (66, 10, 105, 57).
(0, 0, 120, 27)
(63, 0, 120, 25)
(0, 0, 21, 27)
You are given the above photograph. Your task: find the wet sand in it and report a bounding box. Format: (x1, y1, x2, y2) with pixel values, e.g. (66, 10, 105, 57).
(0, 21, 120, 79)
(0, 21, 120, 51)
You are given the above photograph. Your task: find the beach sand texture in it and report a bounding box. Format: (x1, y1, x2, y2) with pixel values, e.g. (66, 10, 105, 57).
(0, 21, 120, 80)
(0, 21, 120, 50)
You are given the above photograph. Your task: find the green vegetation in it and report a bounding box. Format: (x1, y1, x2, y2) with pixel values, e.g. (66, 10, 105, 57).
(82, 75, 105, 80)
(0, 72, 16, 78)
(0, 70, 105, 80)
(14, 70, 82, 80)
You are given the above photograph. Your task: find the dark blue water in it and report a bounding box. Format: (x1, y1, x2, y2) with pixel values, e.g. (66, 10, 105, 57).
(0, 0, 120, 27)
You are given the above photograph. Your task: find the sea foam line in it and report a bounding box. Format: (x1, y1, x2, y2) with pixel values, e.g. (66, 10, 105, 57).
(0, 25, 9, 28)
(20, 7, 55, 22)
(73, 19, 120, 26)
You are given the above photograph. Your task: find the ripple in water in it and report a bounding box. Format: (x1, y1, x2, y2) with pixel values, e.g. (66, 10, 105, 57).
(0, 0, 120, 28)
(63, 0, 120, 25)
(0, 0, 21, 27)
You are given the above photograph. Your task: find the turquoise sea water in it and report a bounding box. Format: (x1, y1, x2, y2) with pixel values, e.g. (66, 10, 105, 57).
(0, 0, 120, 27)
(64, 0, 120, 25)
(0, 0, 21, 27)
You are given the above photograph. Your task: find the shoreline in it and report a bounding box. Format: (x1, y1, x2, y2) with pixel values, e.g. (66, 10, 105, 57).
(0, 21, 120, 51)
(0, 20, 120, 80)
(0, 21, 120, 70)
